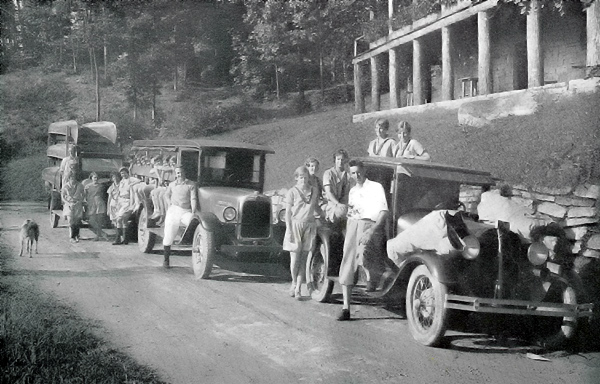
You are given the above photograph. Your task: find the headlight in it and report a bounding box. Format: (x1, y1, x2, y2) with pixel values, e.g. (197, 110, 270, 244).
(223, 207, 237, 222)
(461, 235, 480, 260)
(277, 208, 286, 223)
(527, 242, 549, 266)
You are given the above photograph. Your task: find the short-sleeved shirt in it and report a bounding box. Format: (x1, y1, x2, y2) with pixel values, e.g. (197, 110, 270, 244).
(117, 177, 140, 200)
(347, 179, 388, 222)
(166, 179, 197, 210)
(60, 156, 78, 183)
(367, 138, 395, 157)
(285, 186, 317, 223)
(393, 139, 426, 158)
(322, 167, 350, 204)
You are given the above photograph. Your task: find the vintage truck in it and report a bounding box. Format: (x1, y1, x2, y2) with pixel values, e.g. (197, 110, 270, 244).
(128, 139, 284, 279)
(42, 120, 122, 227)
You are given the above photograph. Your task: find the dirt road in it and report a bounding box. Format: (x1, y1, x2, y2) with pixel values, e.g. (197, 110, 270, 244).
(1, 202, 599, 384)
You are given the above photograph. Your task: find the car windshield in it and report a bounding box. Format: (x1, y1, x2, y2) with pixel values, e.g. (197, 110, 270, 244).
(201, 148, 263, 190)
(396, 174, 461, 215)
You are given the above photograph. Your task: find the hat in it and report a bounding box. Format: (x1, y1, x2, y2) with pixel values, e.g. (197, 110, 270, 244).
(119, 167, 129, 174)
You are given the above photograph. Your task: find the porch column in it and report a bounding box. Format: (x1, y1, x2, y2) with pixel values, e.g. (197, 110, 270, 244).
(354, 62, 365, 113)
(388, 0, 396, 34)
(526, 0, 543, 87)
(413, 38, 423, 105)
(371, 55, 381, 111)
(587, 0, 600, 70)
(389, 48, 400, 108)
(478, 10, 492, 95)
(441, 26, 453, 101)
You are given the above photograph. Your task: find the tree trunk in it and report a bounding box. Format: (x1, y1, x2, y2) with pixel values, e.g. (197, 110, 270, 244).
(275, 64, 280, 101)
(71, 36, 77, 73)
(93, 48, 100, 121)
(103, 39, 108, 83)
(174, 66, 178, 91)
(320, 50, 325, 97)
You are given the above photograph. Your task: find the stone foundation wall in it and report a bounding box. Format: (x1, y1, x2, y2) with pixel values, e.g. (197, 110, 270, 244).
(460, 183, 600, 259)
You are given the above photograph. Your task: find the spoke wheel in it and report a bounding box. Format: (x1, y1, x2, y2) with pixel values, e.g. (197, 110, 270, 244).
(406, 265, 448, 347)
(536, 282, 579, 349)
(137, 206, 156, 253)
(49, 192, 60, 228)
(192, 225, 214, 279)
(308, 242, 333, 302)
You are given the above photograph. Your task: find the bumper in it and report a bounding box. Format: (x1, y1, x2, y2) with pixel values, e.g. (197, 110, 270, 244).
(219, 243, 283, 257)
(445, 294, 594, 318)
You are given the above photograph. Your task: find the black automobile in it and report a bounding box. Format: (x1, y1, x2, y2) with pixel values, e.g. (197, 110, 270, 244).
(305, 157, 593, 348)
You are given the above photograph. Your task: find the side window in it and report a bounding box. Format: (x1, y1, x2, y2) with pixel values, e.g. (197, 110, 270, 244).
(180, 150, 200, 182)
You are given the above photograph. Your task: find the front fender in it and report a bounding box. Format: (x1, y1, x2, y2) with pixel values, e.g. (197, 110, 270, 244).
(398, 252, 459, 286)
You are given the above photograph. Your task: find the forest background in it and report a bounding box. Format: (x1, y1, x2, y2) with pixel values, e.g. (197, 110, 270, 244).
(0, 0, 596, 200)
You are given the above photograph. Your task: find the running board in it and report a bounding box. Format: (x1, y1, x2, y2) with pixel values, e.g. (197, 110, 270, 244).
(445, 294, 594, 318)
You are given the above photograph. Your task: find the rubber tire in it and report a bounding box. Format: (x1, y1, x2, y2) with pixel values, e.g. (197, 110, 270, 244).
(536, 282, 578, 349)
(308, 242, 334, 303)
(192, 225, 215, 279)
(50, 212, 59, 228)
(406, 265, 448, 347)
(137, 206, 156, 253)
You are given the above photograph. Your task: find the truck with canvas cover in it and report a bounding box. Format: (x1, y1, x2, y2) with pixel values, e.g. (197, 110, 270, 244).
(42, 120, 122, 228)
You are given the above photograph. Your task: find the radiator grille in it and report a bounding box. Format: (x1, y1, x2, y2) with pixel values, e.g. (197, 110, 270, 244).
(240, 200, 271, 238)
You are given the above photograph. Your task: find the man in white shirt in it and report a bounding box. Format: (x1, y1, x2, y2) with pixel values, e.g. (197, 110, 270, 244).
(162, 166, 197, 268)
(337, 160, 389, 321)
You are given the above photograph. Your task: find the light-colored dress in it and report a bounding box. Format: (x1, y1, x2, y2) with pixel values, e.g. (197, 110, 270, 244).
(84, 182, 107, 215)
(393, 139, 426, 158)
(283, 186, 318, 252)
(107, 183, 119, 222)
(367, 138, 395, 157)
(61, 180, 84, 221)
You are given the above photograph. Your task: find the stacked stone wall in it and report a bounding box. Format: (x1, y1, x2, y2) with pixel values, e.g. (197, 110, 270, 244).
(460, 183, 600, 259)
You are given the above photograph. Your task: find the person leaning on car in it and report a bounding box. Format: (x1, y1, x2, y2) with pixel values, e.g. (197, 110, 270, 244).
(337, 160, 389, 321)
(162, 166, 197, 268)
(392, 121, 430, 160)
(322, 149, 351, 226)
(112, 167, 141, 245)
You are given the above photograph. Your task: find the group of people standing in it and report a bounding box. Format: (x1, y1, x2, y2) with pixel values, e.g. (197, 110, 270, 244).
(368, 119, 430, 161)
(283, 119, 424, 320)
(59, 148, 195, 270)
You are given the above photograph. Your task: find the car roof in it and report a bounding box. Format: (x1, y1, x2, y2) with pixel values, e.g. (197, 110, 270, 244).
(132, 139, 275, 154)
(357, 156, 495, 186)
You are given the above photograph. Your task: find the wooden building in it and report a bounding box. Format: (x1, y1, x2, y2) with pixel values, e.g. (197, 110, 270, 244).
(352, 0, 600, 119)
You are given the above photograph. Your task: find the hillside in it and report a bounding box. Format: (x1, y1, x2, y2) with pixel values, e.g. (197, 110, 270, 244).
(215, 91, 600, 192)
(1, 68, 599, 199)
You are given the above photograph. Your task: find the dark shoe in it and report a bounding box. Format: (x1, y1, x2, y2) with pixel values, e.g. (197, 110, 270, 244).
(337, 309, 351, 321)
(112, 229, 123, 245)
(163, 246, 171, 268)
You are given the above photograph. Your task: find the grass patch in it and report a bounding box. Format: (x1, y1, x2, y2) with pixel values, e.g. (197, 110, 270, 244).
(0, 244, 166, 384)
(0, 153, 48, 201)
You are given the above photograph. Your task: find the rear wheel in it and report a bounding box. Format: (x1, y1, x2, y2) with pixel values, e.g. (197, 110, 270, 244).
(192, 225, 214, 279)
(406, 265, 448, 347)
(137, 206, 156, 253)
(49, 192, 60, 228)
(307, 242, 334, 302)
(50, 212, 59, 228)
